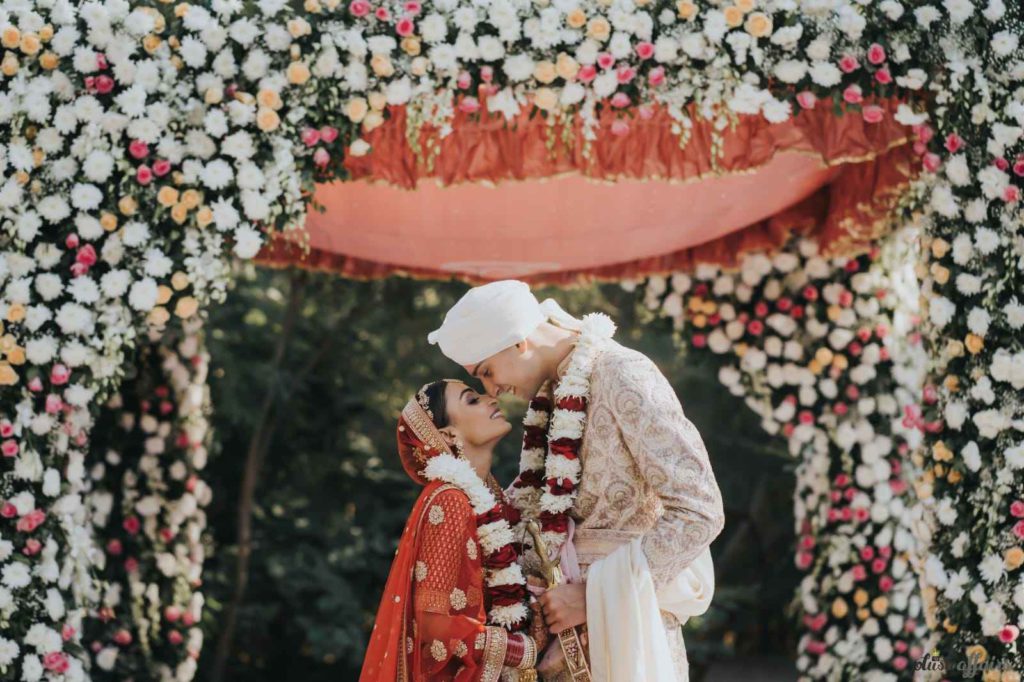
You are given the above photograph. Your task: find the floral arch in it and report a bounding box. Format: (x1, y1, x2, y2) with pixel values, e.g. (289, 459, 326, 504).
(0, 0, 1021, 680)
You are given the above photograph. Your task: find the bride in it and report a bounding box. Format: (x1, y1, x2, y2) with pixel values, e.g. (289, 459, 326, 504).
(359, 380, 549, 681)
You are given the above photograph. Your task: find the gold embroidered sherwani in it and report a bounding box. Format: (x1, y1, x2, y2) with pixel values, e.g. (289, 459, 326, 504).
(541, 340, 726, 681)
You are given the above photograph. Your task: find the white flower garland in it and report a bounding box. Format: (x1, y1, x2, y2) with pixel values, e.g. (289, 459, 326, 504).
(422, 453, 528, 629)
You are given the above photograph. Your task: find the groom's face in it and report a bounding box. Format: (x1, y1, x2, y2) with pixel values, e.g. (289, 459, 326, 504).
(464, 343, 546, 401)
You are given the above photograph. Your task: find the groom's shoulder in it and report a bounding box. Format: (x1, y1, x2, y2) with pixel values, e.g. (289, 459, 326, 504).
(593, 339, 664, 384)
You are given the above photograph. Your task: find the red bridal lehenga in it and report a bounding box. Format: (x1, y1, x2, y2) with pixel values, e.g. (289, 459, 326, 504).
(359, 390, 537, 682)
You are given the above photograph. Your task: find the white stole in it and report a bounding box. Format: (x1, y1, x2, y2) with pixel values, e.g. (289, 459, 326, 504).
(584, 540, 715, 682)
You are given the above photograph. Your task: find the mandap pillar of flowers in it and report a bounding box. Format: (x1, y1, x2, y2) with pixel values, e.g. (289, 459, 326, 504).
(642, 228, 930, 680)
(0, 0, 1020, 679)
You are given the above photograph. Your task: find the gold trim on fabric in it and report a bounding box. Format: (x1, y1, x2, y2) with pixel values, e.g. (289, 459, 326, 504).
(482, 626, 509, 682)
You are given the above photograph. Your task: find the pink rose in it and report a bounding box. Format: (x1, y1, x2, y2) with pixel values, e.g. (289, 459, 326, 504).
(23, 538, 41, 556)
(114, 629, 132, 645)
(62, 624, 76, 641)
(1, 502, 16, 518)
(875, 68, 892, 84)
(1, 439, 17, 457)
(480, 65, 494, 83)
(129, 139, 149, 159)
(846, 384, 860, 400)
(597, 52, 615, 70)
(43, 652, 69, 674)
(892, 657, 908, 671)
(854, 507, 869, 523)
(0, 420, 11, 438)
(375, 6, 390, 20)
(1011, 500, 1024, 517)
(301, 127, 321, 147)
(165, 606, 182, 622)
(835, 473, 850, 487)
(842, 84, 862, 104)
(851, 564, 867, 581)
(922, 153, 941, 172)
(867, 43, 886, 64)
(403, 0, 422, 14)
(577, 64, 597, 82)
(153, 159, 172, 176)
(1014, 520, 1024, 540)
(648, 66, 666, 87)
(610, 92, 631, 108)
(638, 105, 655, 120)
(747, 319, 764, 335)
(396, 16, 415, 36)
(808, 613, 827, 631)
(136, 165, 153, 185)
(313, 148, 330, 169)
(995, 157, 1010, 171)
(106, 539, 122, 555)
(796, 91, 817, 109)
(168, 630, 184, 645)
(839, 54, 859, 73)
(77, 244, 97, 267)
(96, 53, 108, 70)
(692, 333, 706, 348)
(17, 509, 46, 532)
(349, 0, 370, 16)
(616, 65, 636, 84)
(610, 119, 630, 136)
(45, 394, 63, 414)
(125, 557, 139, 573)
(183, 612, 197, 626)
(871, 557, 887, 573)
(912, 141, 927, 155)
(800, 535, 815, 549)
(27, 377, 43, 392)
(999, 625, 1019, 643)
(798, 410, 814, 425)
(457, 71, 472, 90)
(796, 551, 813, 569)
(1014, 158, 1024, 176)
(65, 233, 79, 249)
(944, 133, 963, 153)
(635, 41, 655, 60)
(805, 640, 826, 656)
(123, 515, 141, 535)
(95, 75, 114, 94)
(51, 363, 70, 386)
(1004, 186, 1020, 203)
(915, 124, 934, 142)
(319, 126, 339, 143)
(861, 103, 885, 123)
(458, 97, 480, 114)
(879, 575, 894, 592)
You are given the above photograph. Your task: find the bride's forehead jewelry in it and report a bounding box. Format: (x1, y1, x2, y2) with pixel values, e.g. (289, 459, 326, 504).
(416, 379, 464, 423)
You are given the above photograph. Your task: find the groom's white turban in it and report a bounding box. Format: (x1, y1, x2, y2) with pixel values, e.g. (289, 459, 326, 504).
(427, 280, 581, 366)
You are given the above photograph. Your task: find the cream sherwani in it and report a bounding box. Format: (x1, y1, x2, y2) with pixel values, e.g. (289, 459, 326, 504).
(540, 340, 726, 682)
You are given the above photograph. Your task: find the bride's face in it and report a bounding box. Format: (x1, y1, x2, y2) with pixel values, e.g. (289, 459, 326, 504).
(443, 381, 512, 447)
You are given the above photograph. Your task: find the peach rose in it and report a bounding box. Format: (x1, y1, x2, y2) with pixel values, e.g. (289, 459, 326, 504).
(736, 0, 756, 10)
(157, 186, 179, 207)
(20, 33, 41, 55)
(205, 87, 223, 104)
(181, 189, 201, 209)
(966, 333, 984, 353)
(723, 6, 744, 27)
(256, 107, 280, 131)
(149, 306, 170, 327)
(119, 196, 138, 216)
(257, 88, 282, 110)
(100, 212, 118, 231)
(362, 110, 384, 132)
(411, 56, 429, 76)
(39, 25, 53, 41)
(533, 87, 558, 111)
(2, 54, 20, 77)
(744, 11, 772, 37)
(288, 18, 312, 37)
(0, 362, 17, 386)
(533, 60, 557, 84)
(676, 0, 698, 19)
(371, 53, 394, 77)
(556, 53, 579, 80)
(38, 52, 59, 70)
(1005, 547, 1024, 571)
(566, 8, 586, 28)
(196, 206, 214, 228)
(171, 272, 190, 290)
(368, 91, 388, 110)
(1, 27, 20, 49)
(831, 598, 848, 618)
(345, 97, 369, 122)
(587, 17, 611, 41)
(175, 296, 199, 318)
(401, 36, 421, 56)
(287, 61, 311, 84)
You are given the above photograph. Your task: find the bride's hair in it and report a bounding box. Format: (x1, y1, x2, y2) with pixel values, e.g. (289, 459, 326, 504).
(419, 381, 451, 430)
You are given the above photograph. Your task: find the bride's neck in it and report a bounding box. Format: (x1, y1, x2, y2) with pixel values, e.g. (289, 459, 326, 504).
(463, 444, 494, 482)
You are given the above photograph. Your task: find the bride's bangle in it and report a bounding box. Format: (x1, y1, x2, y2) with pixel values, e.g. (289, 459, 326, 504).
(516, 635, 538, 670)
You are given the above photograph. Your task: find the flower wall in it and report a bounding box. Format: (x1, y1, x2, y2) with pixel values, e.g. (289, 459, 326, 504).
(0, 0, 1019, 678)
(641, 230, 930, 679)
(82, 319, 211, 680)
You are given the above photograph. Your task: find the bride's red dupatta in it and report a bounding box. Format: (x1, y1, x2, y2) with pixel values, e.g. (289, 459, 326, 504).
(359, 479, 448, 682)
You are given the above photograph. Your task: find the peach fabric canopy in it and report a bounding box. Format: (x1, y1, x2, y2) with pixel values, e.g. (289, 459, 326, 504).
(256, 99, 917, 284)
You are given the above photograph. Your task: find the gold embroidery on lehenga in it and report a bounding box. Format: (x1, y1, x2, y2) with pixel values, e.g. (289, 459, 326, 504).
(466, 537, 478, 560)
(414, 561, 428, 582)
(430, 639, 447, 661)
(449, 587, 467, 611)
(428, 504, 445, 525)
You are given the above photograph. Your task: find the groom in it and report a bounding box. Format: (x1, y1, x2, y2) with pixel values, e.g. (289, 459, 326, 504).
(428, 280, 725, 681)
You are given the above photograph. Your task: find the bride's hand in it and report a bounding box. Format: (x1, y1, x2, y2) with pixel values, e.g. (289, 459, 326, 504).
(528, 595, 551, 653)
